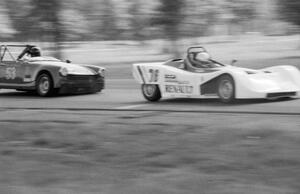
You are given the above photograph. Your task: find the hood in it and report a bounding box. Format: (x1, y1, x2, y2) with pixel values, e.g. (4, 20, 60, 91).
(29, 57, 97, 75)
(222, 66, 261, 74)
(223, 66, 300, 92)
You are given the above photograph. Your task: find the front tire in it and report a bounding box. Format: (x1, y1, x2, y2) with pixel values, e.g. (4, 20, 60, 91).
(141, 84, 161, 101)
(36, 73, 55, 97)
(217, 75, 235, 103)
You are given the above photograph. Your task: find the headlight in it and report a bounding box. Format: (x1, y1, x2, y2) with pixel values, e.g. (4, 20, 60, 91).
(98, 68, 105, 77)
(59, 67, 69, 76)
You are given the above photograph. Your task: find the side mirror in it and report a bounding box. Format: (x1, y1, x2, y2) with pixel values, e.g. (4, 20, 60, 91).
(231, 59, 237, 66)
(66, 59, 71, 63)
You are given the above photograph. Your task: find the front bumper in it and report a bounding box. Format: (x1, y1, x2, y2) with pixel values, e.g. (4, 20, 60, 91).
(58, 74, 104, 94)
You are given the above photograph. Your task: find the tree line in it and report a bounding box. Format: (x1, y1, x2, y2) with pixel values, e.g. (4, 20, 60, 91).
(2, 0, 300, 43)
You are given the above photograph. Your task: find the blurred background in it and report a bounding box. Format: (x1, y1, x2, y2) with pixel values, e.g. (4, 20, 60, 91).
(0, 0, 299, 64)
(2, 2, 300, 193)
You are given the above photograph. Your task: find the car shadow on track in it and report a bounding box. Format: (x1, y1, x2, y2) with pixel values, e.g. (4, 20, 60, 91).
(0, 90, 102, 99)
(156, 97, 296, 106)
(0, 91, 38, 98)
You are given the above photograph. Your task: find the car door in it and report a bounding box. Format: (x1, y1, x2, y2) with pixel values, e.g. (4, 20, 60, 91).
(0, 49, 24, 86)
(0, 60, 7, 84)
(160, 66, 200, 98)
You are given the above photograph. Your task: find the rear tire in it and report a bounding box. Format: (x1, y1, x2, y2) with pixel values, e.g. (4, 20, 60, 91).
(217, 75, 235, 103)
(141, 84, 161, 101)
(36, 73, 55, 97)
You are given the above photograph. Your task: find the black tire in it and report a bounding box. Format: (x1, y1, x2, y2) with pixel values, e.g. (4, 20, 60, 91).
(217, 75, 235, 103)
(141, 84, 161, 101)
(36, 73, 55, 97)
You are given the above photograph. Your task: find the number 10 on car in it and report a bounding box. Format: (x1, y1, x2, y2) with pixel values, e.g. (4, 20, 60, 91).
(148, 69, 159, 82)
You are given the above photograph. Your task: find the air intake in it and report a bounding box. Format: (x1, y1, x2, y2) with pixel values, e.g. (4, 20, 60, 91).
(266, 92, 296, 98)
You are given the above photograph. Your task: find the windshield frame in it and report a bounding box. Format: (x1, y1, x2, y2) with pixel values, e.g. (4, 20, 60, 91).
(187, 46, 226, 68)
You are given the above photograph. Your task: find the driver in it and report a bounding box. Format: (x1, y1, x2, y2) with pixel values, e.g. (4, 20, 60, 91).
(17, 46, 42, 61)
(29, 46, 41, 57)
(192, 52, 212, 68)
(185, 51, 213, 72)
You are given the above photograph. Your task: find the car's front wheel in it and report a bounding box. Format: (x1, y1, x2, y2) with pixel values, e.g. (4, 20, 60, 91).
(141, 84, 161, 101)
(217, 75, 235, 103)
(36, 73, 55, 97)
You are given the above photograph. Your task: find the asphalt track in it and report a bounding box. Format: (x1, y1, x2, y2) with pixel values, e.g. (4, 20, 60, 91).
(2, 78, 300, 194)
(0, 78, 300, 115)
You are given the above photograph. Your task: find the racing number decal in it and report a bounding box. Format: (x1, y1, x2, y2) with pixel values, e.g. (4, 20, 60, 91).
(5, 67, 16, 80)
(148, 69, 159, 82)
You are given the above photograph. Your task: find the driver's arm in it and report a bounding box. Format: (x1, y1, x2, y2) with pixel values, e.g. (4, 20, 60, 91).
(17, 47, 30, 60)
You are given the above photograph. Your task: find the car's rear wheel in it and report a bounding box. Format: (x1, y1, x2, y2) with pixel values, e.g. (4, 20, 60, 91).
(36, 73, 55, 97)
(142, 84, 161, 101)
(217, 75, 235, 103)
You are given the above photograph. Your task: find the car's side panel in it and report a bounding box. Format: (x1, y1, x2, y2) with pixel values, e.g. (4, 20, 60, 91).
(0, 61, 23, 84)
(30, 65, 62, 88)
(200, 76, 219, 95)
(222, 65, 300, 99)
(232, 72, 269, 99)
(133, 63, 224, 99)
(0, 62, 63, 90)
(0, 61, 8, 85)
(21, 62, 41, 84)
(263, 65, 300, 88)
(133, 63, 162, 85)
(29, 62, 103, 89)
(159, 66, 200, 98)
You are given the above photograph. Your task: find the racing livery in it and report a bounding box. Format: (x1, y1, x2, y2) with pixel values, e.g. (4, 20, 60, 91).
(133, 46, 300, 103)
(0, 45, 105, 96)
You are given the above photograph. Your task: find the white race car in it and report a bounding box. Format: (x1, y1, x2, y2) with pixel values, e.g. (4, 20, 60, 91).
(132, 46, 300, 103)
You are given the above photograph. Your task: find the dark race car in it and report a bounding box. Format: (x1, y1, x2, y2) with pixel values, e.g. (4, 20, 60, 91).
(0, 44, 105, 96)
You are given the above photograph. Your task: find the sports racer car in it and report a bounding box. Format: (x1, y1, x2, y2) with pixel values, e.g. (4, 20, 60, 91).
(133, 46, 300, 103)
(0, 45, 105, 96)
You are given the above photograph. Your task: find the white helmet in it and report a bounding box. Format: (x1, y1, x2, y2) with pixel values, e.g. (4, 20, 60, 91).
(195, 52, 210, 62)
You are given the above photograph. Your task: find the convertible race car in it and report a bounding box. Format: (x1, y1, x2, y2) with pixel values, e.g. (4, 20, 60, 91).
(133, 46, 300, 103)
(0, 45, 105, 96)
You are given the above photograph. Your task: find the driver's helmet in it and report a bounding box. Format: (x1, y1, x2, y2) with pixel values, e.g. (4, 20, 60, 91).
(195, 52, 210, 63)
(186, 51, 211, 70)
(29, 46, 41, 57)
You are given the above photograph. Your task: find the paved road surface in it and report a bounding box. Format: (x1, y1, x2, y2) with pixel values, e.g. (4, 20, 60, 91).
(0, 78, 300, 115)
(1, 78, 300, 194)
